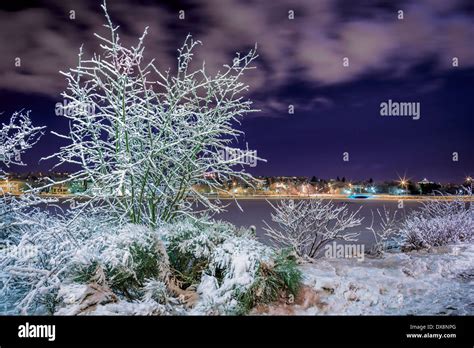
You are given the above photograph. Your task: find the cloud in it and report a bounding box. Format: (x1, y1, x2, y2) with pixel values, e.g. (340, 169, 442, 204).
(0, 0, 473, 99)
(0, 1, 174, 97)
(252, 95, 334, 118)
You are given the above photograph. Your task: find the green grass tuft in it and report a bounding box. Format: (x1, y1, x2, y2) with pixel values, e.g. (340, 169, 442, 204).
(236, 248, 302, 315)
(72, 242, 166, 300)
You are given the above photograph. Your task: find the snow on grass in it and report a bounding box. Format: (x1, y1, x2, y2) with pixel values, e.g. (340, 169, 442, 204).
(192, 236, 272, 314)
(71, 223, 165, 273)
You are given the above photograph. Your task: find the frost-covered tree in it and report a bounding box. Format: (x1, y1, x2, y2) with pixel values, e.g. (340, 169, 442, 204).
(264, 200, 363, 259)
(0, 111, 52, 313)
(0, 110, 46, 238)
(45, 1, 261, 226)
(366, 207, 399, 256)
(0, 110, 44, 179)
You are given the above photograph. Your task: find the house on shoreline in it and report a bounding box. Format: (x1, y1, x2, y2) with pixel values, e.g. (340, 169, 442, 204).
(0, 179, 25, 195)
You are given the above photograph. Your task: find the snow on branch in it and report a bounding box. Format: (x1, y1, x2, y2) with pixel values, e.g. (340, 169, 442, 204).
(45, 1, 263, 226)
(399, 194, 474, 250)
(0, 110, 45, 177)
(264, 199, 363, 259)
(0, 110, 51, 239)
(366, 206, 400, 256)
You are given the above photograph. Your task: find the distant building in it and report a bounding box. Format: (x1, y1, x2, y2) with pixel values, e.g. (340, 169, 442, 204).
(0, 179, 26, 195)
(417, 178, 434, 185)
(417, 178, 440, 195)
(50, 183, 70, 195)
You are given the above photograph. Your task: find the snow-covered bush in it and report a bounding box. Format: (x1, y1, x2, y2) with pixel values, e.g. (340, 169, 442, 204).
(1, 214, 301, 315)
(1, 211, 89, 314)
(0, 111, 57, 314)
(45, 1, 262, 227)
(195, 236, 272, 314)
(0, 194, 55, 242)
(366, 207, 400, 256)
(0, 110, 44, 178)
(0, 212, 172, 314)
(235, 248, 301, 314)
(195, 241, 302, 315)
(160, 219, 238, 288)
(70, 223, 169, 300)
(142, 279, 169, 304)
(159, 218, 301, 315)
(0, 110, 47, 237)
(264, 199, 363, 259)
(400, 197, 474, 251)
(161, 219, 270, 291)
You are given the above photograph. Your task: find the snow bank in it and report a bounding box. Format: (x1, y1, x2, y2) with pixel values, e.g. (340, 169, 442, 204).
(288, 243, 473, 315)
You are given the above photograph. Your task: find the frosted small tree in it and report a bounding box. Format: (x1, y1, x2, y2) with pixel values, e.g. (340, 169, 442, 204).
(264, 199, 363, 259)
(366, 207, 399, 256)
(45, 1, 261, 226)
(0, 111, 46, 238)
(0, 111, 44, 180)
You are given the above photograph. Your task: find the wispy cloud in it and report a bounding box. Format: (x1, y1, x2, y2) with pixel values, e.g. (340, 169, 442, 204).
(0, 0, 473, 98)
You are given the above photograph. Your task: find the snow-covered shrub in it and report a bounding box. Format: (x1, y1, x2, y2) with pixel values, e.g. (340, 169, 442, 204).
(54, 281, 180, 316)
(70, 223, 169, 300)
(271, 249, 302, 296)
(400, 198, 474, 251)
(160, 218, 302, 315)
(264, 199, 363, 259)
(45, 1, 262, 227)
(160, 218, 255, 288)
(366, 207, 400, 256)
(0, 212, 172, 314)
(0, 194, 56, 242)
(0, 110, 44, 178)
(0, 110, 48, 239)
(2, 212, 301, 315)
(0, 111, 61, 314)
(236, 248, 302, 314)
(0, 211, 90, 314)
(193, 235, 270, 314)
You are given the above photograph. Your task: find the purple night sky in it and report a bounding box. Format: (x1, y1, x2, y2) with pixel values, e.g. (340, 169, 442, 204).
(0, 0, 473, 183)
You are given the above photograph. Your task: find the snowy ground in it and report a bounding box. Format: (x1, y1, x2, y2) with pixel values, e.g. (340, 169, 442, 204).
(256, 243, 474, 315)
(55, 243, 474, 316)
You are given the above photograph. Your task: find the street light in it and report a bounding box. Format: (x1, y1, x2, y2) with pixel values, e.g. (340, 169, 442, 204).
(397, 175, 410, 195)
(466, 176, 473, 191)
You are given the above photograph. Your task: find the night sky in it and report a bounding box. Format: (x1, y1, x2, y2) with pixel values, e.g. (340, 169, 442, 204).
(0, 0, 473, 183)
